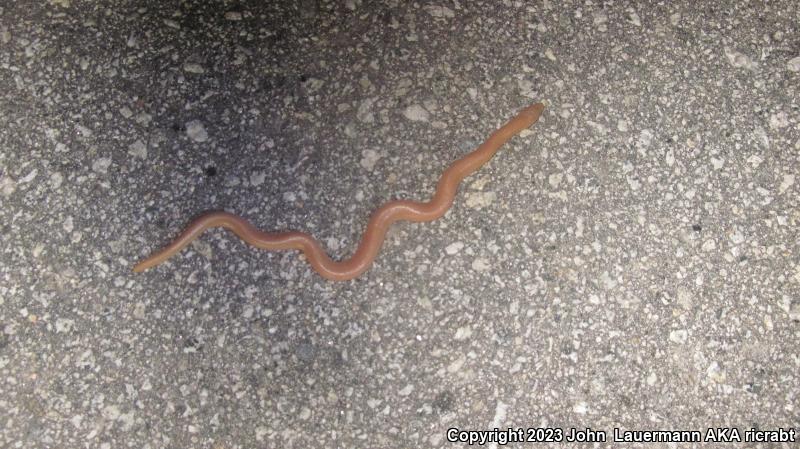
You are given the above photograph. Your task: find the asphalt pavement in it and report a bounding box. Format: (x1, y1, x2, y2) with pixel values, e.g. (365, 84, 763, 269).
(1, 1, 798, 448)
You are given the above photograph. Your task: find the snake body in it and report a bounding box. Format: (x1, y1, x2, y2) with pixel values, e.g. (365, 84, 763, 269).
(134, 103, 544, 280)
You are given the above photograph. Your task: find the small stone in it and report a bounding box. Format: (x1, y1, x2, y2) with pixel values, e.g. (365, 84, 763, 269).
(600, 271, 617, 290)
(358, 74, 372, 91)
(359, 149, 381, 170)
(454, 326, 472, 340)
(417, 296, 432, 309)
(628, 10, 641, 26)
(76, 124, 93, 137)
(423, 99, 438, 112)
(724, 46, 756, 70)
(778, 174, 794, 194)
(50, 172, 63, 189)
(787, 56, 800, 72)
(706, 362, 726, 383)
(676, 287, 692, 310)
(747, 154, 763, 168)
(518, 79, 535, 98)
(669, 329, 688, 344)
(250, 171, 266, 186)
(55, 318, 74, 333)
(183, 63, 205, 74)
(788, 301, 800, 322)
(638, 129, 653, 148)
(92, 157, 112, 174)
(769, 111, 789, 129)
(593, 11, 608, 26)
(0, 176, 16, 197)
(402, 104, 429, 122)
(119, 412, 135, 431)
(728, 229, 745, 245)
(133, 302, 146, 319)
(447, 355, 466, 373)
(134, 112, 152, 125)
(224, 11, 242, 21)
(548, 173, 563, 188)
(465, 191, 496, 208)
(424, 5, 454, 18)
(587, 121, 608, 135)
(445, 242, 464, 255)
(102, 405, 120, 421)
(19, 169, 37, 183)
(128, 139, 147, 159)
(119, 106, 133, 118)
(163, 19, 180, 29)
(617, 120, 629, 132)
(70, 415, 83, 429)
(185, 120, 208, 142)
(471, 258, 491, 272)
(356, 98, 376, 123)
(63, 216, 74, 233)
(398, 384, 414, 396)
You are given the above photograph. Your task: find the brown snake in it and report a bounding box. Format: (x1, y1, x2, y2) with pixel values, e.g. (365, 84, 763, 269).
(134, 102, 545, 280)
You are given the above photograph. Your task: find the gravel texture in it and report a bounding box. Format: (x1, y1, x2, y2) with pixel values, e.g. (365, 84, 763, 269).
(1, 1, 798, 448)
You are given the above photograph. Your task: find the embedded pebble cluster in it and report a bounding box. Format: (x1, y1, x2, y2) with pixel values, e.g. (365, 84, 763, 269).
(0, 1, 798, 448)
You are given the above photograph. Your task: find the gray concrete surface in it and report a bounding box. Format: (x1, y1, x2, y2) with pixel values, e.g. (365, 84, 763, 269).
(1, 0, 799, 448)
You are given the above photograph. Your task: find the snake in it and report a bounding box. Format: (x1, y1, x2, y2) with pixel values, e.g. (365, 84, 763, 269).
(133, 102, 545, 280)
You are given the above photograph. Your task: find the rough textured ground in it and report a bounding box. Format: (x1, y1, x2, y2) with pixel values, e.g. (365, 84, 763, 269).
(1, 1, 798, 448)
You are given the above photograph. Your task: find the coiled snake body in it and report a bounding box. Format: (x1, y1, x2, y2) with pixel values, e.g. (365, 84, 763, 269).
(134, 103, 545, 280)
